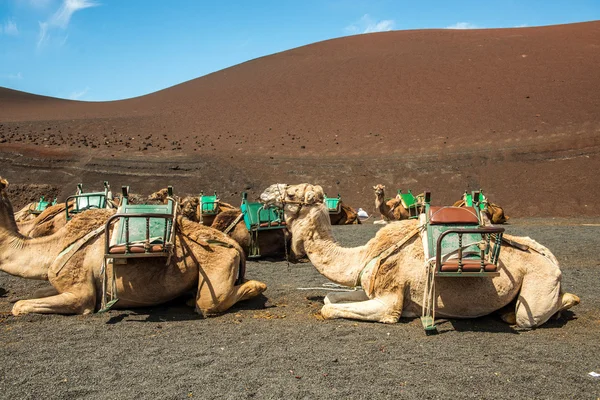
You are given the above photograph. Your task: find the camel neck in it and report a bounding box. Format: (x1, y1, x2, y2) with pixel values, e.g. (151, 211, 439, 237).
(290, 204, 369, 287)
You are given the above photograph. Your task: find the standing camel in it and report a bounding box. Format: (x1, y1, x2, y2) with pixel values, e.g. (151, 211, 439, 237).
(260, 183, 579, 328)
(373, 184, 408, 221)
(0, 177, 266, 316)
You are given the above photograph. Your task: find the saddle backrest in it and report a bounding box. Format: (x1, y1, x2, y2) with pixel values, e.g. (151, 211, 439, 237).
(324, 195, 341, 214)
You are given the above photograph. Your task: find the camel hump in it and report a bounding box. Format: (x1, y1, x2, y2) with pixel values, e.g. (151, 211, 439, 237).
(212, 209, 242, 231)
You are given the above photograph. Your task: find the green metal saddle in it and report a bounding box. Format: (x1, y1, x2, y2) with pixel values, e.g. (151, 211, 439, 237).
(199, 191, 219, 216)
(100, 186, 178, 313)
(420, 191, 504, 332)
(65, 181, 111, 221)
(397, 189, 424, 219)
(324, 194, 342, 214)
(30, 196, 57, 215)
(240, 192, 286, 258)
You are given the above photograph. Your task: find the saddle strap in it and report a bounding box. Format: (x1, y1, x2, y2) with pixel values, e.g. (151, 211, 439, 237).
(223, 212, 245, 235)
(52, 224, 107, 276)
(358, 227, 421, 296)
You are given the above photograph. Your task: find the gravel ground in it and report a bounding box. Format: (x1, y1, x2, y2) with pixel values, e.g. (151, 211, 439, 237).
(1, 219, 599, 399)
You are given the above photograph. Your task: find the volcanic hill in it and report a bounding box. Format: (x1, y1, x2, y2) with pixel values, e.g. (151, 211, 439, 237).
(1, 21, 599, 216)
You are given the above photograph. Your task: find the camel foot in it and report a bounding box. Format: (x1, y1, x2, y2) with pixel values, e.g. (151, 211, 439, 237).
(561, 293, 580, 310)
(12, 300, 30, 316)
(500, 310, 517, 325)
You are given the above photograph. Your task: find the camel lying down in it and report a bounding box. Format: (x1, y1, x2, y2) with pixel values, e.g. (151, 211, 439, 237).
(260, 183, 580, 328)
(0, 178, 266, 316)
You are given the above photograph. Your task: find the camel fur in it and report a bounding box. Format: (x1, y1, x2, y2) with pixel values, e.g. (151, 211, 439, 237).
(260, 183, 579, 328)
(0, 178, 266, 316)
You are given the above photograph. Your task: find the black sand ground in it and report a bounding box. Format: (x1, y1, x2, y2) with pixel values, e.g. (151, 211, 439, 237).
(1, 219, 599, 399)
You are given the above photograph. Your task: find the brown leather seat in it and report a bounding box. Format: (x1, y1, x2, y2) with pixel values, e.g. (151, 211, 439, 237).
(440, 259, 498, 272)
(108, 244, 165, 254)
(429, 206, 479, 225)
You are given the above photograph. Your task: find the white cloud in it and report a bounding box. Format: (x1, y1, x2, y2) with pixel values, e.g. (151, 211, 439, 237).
(50, 0, 98, 29)
(37, 0, 98, 47)
(345, 14, 395, 35)
(446, 22, 480, 29)
(515, 24, 528, 28)
(2, 20, 19, 35)
(68, 86, 89, 100)
(1, 72, 23, 80)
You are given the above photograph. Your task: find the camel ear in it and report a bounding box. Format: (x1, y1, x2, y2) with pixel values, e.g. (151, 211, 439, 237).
(0, 177, 8, 189)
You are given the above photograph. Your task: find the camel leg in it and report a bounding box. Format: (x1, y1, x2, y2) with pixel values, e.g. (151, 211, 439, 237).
(320, 294, 403, 324)
(196, 280, 267, 316)
(31, 285, 59, 299)
(514, 266, 568, 328)
(12, 291, 96, 316)
(324, 290, 369, 304)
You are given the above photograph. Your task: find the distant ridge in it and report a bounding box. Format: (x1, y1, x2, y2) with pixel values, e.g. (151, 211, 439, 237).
(1, 21, 599, 216)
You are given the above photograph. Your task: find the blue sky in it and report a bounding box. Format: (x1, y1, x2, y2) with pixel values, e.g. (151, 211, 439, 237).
(1, 0, 599, 101)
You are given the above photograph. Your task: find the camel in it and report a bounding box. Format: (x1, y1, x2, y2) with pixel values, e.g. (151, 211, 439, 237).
(211, 209, 291, 260)
(17, 201, 73, 238)
(329, 203, 362, 225)
(260, 183, 580, 328)
(14, 202, 37, 222)
(0, 177, 266, 316)
(453, 197, 509, 224)
(373, 184, 408, 221)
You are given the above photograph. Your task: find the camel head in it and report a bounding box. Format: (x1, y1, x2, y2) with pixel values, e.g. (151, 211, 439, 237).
(260, 183, 325, 216)
(180, 196, 200, 222)
(373, 184, 385, 198)
(261, 183, 327, 259)
(147, 188, 181, 205)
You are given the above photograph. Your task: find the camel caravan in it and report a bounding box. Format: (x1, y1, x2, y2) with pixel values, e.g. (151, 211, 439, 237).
(0, 176, 579, 333)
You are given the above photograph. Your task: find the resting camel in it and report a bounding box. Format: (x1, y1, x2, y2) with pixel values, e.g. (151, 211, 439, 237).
(0, 178, 266, 316)
(17, 202, 74, 237)
(453, 198, 509, 224)
(329, 203, 361, 225)
(373, 184, 408, 222)
(14, 202, 37, 222)
(211, 209, 291, 260)
(260, 183, 579, 328)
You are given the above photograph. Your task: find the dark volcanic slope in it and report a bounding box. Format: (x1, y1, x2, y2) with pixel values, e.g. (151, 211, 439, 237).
(1, 22, 599, 216)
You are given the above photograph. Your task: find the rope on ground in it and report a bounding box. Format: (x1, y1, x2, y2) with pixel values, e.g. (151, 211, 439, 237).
(296, 282, 361, 292)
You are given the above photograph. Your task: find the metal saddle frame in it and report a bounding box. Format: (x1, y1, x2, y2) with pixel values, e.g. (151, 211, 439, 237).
(100, 185, 178, 312)
(65, 181, 112, 221)
(420, 191, 505, 332)
(240, 192, 286, 258)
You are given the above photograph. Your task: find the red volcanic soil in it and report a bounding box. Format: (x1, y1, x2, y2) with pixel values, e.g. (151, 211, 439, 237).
(1, 21, 599, 216)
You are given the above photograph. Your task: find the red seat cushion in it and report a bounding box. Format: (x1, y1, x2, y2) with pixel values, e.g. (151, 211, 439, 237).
(259, 221, 286, 227)
(440, 259, 498, 272)
(109, 244, 165, 254)
(429, 206, 479, 225)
